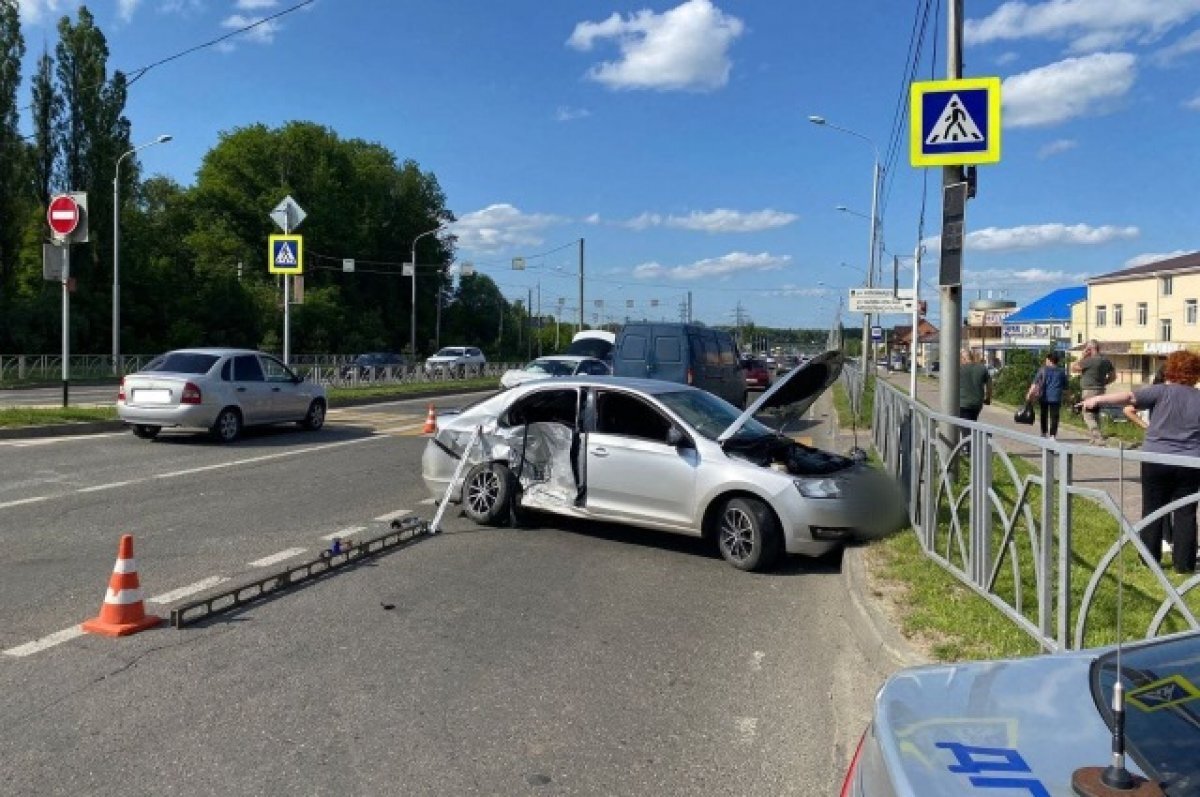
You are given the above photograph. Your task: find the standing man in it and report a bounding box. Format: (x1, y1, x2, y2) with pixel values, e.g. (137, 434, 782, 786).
(1072, 339, 1116, 444)
(958, 349, 991, 422)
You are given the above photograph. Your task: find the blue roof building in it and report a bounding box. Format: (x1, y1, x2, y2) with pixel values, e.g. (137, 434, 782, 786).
(1001, 286, 1086, 352)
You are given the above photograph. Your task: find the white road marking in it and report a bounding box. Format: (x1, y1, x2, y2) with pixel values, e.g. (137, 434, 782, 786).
(0, 432, 126, 447)
(0, 496, 49, 510)
(373, 509, 412, 522)
(3, 625, 84, 657)
(78, 480, 136, 493)
(321, 525, 367, 541)
(148, 576, 229, 604)
(248, 547, 307, 568)
(735, 717, 758, 743)
(751, 650, 765, 671)
(418, 497, 436, 505)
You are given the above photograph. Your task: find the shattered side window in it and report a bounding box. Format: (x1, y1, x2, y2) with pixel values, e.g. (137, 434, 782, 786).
(500, 388, 579, 429)
(594, 390, 672, 443)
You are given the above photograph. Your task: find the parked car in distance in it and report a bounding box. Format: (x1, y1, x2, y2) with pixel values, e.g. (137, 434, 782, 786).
(844, 630, 1200, 795)
(422, 351, 905, 572)
(117, 348, 326, 443)
(341, 351, 407, 379)
(611, 322, 746, 407)
(741, 357, 772, 390)
(777, 354, 802, 374)
(499, 355, 611, 389)
(424, 346, 486, 375)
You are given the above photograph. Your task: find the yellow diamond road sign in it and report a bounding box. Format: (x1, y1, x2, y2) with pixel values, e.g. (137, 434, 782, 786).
(269, 234, 303, 274)
(911, 77, 1001, 167)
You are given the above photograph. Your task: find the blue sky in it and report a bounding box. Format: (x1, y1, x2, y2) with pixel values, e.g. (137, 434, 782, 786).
(15, 0, 1200, 331)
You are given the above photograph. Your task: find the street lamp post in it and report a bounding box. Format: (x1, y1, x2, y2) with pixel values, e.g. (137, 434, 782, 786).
(410, 224, 447, 359)
(113, 134, 172, 375)
(809, 116, 881, 376)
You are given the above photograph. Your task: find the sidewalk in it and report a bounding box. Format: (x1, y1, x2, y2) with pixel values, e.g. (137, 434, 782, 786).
(883, 372, 1142, 519)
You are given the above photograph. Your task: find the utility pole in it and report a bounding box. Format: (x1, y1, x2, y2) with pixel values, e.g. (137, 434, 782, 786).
(578, 238, 585, 330)
(938, 0, 966, 428)
(687, 291, 693, 323)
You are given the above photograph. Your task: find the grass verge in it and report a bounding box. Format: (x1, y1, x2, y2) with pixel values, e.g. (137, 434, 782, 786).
(0, 378, 499, 428)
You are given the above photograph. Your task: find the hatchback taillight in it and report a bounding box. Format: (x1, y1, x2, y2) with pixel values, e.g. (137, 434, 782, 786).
(840, 730, 866, 797)
(117, 376, 125, 402)
(181, 382, 202, 405)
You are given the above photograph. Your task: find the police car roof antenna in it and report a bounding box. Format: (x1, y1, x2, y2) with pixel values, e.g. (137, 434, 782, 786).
(1071, 441, 1161, 797)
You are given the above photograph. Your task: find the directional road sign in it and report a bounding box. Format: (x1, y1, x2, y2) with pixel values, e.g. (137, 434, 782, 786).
(849, 288, 915, 313)
(47, 194, 80, 237)
(268, 234, 304, 274)
(270, 195, 307, 233)
(911, 77, 1001, 167)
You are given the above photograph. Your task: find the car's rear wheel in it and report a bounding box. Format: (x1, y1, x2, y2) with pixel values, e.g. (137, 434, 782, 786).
(300, 399, 326, 430)
(716, 496, 782, 572)
(131, 424, 160, 440)
(462, 462, 514, 525)
(210, 407, 242, 443)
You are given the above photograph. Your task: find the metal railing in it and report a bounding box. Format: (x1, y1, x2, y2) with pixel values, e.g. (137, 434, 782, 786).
(870, 377, 1199, 652)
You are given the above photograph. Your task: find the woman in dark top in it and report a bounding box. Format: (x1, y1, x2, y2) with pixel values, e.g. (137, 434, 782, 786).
(1083, 350, 1200, 572)
(1028, 351, 1068, 439)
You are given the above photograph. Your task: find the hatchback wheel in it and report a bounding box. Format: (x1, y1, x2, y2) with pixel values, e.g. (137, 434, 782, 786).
(131, 424, 160, 440)
(716, 496, 781, 572)
(210, 407, 242, 443)
(462, 462, 514, 525)
(300, 399, 326, 431)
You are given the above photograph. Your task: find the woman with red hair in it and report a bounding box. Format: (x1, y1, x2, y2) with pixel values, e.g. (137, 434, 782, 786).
(1082, 350, 1200, 573)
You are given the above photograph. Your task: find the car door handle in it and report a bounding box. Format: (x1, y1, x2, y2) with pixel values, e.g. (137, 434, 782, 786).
(592, 447, 609, 457)
(272, 387, 281, 392)
(236, 387, 246, 392)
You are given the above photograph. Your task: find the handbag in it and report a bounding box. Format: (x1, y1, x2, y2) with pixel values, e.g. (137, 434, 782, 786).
(1014, 401, 1035, 425)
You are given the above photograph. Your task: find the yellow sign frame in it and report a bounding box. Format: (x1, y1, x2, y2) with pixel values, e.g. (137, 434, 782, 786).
(910, 77, 1002, 167)
(268, 234, 304, 275)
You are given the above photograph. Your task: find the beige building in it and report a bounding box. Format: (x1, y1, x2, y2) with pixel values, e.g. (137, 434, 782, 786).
(1078, 251, 1200, 385)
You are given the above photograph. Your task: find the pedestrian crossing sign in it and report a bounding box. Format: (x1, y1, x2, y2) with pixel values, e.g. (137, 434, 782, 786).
(910, 77, 1001, 167)
(268, 234, 304, 274)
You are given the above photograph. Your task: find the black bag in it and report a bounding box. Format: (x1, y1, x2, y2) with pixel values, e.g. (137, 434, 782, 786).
(1014, 401, 1035, 425)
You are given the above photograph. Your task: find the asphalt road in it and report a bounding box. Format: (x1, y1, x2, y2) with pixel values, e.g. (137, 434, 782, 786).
(0, 392, 884, 796)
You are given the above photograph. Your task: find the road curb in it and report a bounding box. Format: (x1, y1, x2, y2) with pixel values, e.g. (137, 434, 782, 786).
(842, 545, 928, 671)
(0, 420, 126, 440)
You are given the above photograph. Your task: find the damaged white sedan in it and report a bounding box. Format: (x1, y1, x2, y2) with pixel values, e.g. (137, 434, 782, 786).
(421, 351, 904, 571)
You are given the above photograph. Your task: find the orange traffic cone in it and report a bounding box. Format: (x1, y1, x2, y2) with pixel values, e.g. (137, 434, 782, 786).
(422, 403, 438, 434)
(81, 534, 162, 637)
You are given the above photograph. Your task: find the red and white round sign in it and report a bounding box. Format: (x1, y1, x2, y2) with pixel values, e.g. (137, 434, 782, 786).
(47, 194, 80, 237)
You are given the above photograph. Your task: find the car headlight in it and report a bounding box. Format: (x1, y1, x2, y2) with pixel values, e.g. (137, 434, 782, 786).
(794, 478, 842, 499)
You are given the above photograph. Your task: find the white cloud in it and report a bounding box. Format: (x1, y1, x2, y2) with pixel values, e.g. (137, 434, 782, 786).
(1037, 138, 1077, 158)
(1124, 250, 1196, 267)
(16, 0, 68, 25)
(632, 251, 789, 280)
(554, 106, 592, 122)
(773, 285, 829, 298)
(1187, 93, 1200, 110)
(996, 51, 1020, 65)
(617, 208, 797, 233)
(221, 13, 281, 44)
(1003, 52, 1136, 127)
(236, 0, 280, 9)
(963, 267, 1087, 287)
(583, 213, 602, 225)
(566, 0, 745, 92)
(451, 204, 564, 253)
(117, 0, 141, 22)
(1155, 29, 1200, 65)
(925, 222, 1139, 252)
(965, 0, 1200, 52)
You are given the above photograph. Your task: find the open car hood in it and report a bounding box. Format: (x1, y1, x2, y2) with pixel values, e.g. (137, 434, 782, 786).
(717, 350, 844, 444)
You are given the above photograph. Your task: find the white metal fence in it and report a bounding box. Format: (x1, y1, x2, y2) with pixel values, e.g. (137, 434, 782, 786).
(869, 377, 1200, 651)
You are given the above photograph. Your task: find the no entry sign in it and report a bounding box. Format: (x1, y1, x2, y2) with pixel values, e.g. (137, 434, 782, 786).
(48, 194, 80, 237)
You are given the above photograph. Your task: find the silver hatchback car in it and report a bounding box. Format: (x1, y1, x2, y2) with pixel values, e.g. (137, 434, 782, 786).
(117, 348, 327, 442)
(422, 351, 904, 571)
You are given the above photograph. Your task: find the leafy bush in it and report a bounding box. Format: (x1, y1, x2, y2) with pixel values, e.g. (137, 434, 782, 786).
(993, 348, 1041, 405)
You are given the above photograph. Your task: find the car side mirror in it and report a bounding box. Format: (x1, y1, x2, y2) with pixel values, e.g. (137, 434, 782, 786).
(666, 427, 686, 447)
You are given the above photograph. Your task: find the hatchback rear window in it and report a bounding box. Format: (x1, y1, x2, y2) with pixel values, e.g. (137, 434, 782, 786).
(142, 353, 220, 374)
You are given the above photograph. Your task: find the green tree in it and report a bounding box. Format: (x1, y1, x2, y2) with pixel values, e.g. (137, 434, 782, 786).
(28, 49, 58, 205)
(0, 0, 25, 294)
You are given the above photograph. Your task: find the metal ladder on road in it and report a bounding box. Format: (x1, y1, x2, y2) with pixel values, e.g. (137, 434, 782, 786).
(429, 426, 483, 534)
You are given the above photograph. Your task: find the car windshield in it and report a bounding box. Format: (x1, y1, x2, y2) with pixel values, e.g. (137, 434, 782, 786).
(527, 360, 573, 376)
(142, 352, 220, 374)
(656, 388, 773, 442)
(1094, 632, 1200, 793)
(435, 348, 465, 357)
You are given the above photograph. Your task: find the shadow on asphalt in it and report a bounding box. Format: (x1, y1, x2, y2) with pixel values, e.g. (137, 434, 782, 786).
(128, 422, 385, 448)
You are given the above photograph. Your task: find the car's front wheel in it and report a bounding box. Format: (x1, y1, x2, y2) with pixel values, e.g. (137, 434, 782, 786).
(131, 424, 160, 440)
(462, 462, 514, 525)
(210, 407, 242, 443)
(716, 496, 782, 572)
(300, 399, 326, 431)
